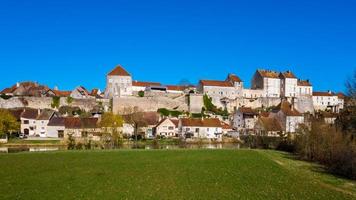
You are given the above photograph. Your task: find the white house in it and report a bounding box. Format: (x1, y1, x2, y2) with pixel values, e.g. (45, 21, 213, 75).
(297, 80, 313, 96)
(47, 117, 99, 139)
(105, 65, 133, 98)
(312, 91, 339, 112)
(252, 70, 281, 98)
(279, 71, 298, 98)
(270, 100, 304, 133)
(179, 118, 222, 139)
(21, 109, 57, 137)
(233, 107, 258, 134)
(154, 118, 179, 138)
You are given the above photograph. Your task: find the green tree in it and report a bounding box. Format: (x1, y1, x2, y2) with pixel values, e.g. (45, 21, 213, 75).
(138, 90, 145, 97)
(66, 96, 73, 104)
(51, 96, 60, 109)
(0, 109, 19, 137)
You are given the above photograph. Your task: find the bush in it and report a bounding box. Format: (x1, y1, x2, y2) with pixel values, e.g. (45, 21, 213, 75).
(138, 91, 144, 97)
(51, 96, 60, 109)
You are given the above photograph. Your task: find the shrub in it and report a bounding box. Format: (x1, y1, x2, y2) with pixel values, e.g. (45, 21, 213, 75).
(138, 91, 144, 97)
(51, 96, 60, 109)
(66, 96, 73, 104)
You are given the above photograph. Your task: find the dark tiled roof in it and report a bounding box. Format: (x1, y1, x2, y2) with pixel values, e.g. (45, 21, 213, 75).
(274, 100, 302, 116)
(238, 107, 258, 115)
(297, 80, 312, 86)
(48, 117, 65, 126)
(108, 65, 131, 76)
(37, 110, 55, 120)
(21, 109, 39, 119)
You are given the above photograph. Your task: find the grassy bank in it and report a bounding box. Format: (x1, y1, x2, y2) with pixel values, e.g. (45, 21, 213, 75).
(0, 150, 355, 199)
(1, 138, 63, 146)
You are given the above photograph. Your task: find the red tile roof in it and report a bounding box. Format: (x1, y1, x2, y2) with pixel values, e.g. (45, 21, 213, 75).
(166, 85, 185, 91)
(337, 92, 345, 99)
(274, 100, 302, 116)
(221, 121, 233, 130)
(155, 118, 179, 128)
(53, 90, 71, 97)
(108, 65, 131, 76)
(181, 118, 222, 127)
(257, 70, 279, 78)
(313, 91, 334, 97)
(199, 80, 233, 87)
(227, 74, 242, 82)
(297, 80, 312, 86)
(132, 81, 161, 87)
(279, 71, 297, 79)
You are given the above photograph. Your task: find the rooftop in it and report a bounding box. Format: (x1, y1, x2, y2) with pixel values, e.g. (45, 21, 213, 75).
(108, 65, 131, 76)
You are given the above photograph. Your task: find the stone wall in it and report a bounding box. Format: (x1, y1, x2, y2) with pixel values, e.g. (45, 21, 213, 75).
(112, 96, 188, 114)
(189, 94, 204, 113)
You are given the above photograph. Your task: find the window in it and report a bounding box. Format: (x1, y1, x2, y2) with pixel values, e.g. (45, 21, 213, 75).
(58, 130, 64, 138)
(168, 126, 174, 130)
(23, 120, 29, 124)
(195, 128, 199, 132)
(186, 128, 190, 131)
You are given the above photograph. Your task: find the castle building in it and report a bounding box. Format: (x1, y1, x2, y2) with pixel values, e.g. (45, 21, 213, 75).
(279, 71, 298, 98)
(105, 65, 133, 98)
(251, 70, 281, 97)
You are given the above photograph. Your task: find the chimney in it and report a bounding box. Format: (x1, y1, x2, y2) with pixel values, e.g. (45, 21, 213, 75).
(16, 82, 20, 87)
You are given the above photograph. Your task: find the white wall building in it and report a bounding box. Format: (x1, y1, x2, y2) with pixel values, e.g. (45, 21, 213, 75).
(252, 70, 281, 97)
(312, 91, 339, 112)
(154, 118, 179, 138)
(179, 118, 222, 139)
(105, 65, 133, 98)
(233, 107, 258, 133)
(297, 80, 313, 96)
(270, 100, 304, 133)
(279, 71, 298, 97)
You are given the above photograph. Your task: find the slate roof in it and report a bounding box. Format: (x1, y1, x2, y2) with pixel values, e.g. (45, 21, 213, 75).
(108, 65, 131, 76)
(37, 110, 55, 120)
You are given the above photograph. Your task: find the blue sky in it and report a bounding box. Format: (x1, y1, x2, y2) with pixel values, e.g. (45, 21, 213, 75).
(0, 0, 355, 92)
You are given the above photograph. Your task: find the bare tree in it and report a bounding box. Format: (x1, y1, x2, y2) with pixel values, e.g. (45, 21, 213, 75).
(122, 107, 147, 142)
(345, 70, 356, 99)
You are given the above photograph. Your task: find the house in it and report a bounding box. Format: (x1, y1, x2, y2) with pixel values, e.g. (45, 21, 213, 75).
(70, 86, 92, 99)
(279, 71, 298, 97)
(297, 80, 313, 96)
(105, 65, 133, 98)
(20, 109, 57, 137)
(47, 117, 99, 139)
(154, 118, 179, 138)
(233, 107, 258, 134)
(252, 70, 281, 97)
(312, 91, 339, 112)
(1, 82, 55, 97)
(254, 116, 284, 137)
(270, 100, 304, 133)
(179, 118, 222, 139)
(132, 81, 161, 92)
(20, 109, 40, 136)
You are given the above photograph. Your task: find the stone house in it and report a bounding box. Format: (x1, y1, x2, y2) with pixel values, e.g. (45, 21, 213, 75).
(105, 65, 133, 98)
(47, 117, 99, 139)
(252, 70, 281, 97)
(270, 100, 304, 133)
(70, 86, 92, 99)
(154, 118, 179, 138)
(254, 116, 284, 136)
(1, 82, 55, 97)
(312, 91, 340, 112)
(233, 107, 258, 134)
(279, 71, 298, 98)
(297, 80, 313, 96)
(178, 118, 222, 139)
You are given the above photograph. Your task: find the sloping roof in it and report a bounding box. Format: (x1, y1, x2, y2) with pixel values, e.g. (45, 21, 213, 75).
(258, 117, 283, 131)
(274, 100, 302, 116)
(221, 121, 233, 130)
(21, 109, 39, 119)
(199, 80, 233, 87)
(337, 92, 345, 99)
(181, 118, 222, 127)
(238, 107, 258, 115)
(227, 74, 242, 82)
(108, 65, 131, 76)
(53, 90, 71, 97)
(1, 85, 17, 94)
(64, 117, 98, 129)
(166, 85, 185, 91)
(132, 81, 161, 87)
(297, 80, 312, 86)
(37, 110, 55, 120)
(9, 108, 25, 121)
(279, 71, 297, 79)
(155, 118, 179, 128)
(48, 117, 65, 126)
(313, 91, 334, 97)
(257, 70, 279, 78)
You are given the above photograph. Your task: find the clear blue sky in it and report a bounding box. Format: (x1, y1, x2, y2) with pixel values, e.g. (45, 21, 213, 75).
(0, 0, 355, 92)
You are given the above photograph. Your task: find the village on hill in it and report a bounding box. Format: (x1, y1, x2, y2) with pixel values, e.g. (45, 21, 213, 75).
(0, 65, 346, 143)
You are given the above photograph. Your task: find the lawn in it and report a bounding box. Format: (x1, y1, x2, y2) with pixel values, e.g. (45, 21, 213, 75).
(0, 149, 355, 200)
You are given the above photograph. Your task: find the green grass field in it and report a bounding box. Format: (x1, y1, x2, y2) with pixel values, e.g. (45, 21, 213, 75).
(0, 150, 355, 200)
